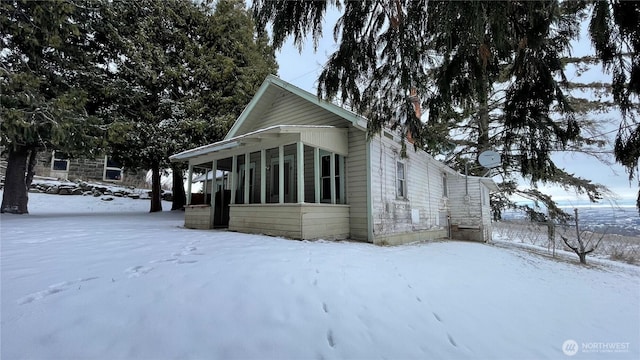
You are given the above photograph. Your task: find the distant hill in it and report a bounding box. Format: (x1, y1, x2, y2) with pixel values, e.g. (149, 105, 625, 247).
(502, 204, 640, 237)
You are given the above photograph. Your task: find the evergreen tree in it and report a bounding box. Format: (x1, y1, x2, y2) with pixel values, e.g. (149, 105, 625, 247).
(105, 0, 276, 212)
(252, 0, 628, 219)
(1, 0, 109, 214)
(587, 0, 640, 212)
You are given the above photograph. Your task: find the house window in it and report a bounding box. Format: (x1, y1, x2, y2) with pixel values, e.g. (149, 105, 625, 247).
(104, 156, 123, 182)
(269, 154, 295, 203)
(236, 157, 256, 204)
(321, 154, 331, 202)
(442, 173, 448, 197)
(265, 148, 279, 203)
(396, 161, 406, 198)
(236, 154, 246, 203)
(320, 152, 344, 204)
(51, 152, 69, 171)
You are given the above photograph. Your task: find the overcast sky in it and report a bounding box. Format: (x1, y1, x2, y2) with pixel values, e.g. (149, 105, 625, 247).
(272, 10, 637, 205)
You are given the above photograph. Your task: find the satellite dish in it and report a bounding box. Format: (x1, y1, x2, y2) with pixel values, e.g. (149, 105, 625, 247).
(478, 150, 501, 168)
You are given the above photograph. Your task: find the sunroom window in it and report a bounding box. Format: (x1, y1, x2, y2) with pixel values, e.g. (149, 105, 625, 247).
(320, 152, 344, 204)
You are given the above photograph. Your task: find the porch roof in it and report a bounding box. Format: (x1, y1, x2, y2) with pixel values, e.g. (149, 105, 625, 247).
(170, 125, 348, 164)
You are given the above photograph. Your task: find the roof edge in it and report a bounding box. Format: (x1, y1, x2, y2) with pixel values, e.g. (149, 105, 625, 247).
(225, 75, 367, 140)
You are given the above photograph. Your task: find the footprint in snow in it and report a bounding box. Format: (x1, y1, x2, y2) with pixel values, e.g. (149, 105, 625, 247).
(175, 246, 204, 256)
(149, 258, 178, 264)
(176, 259, 198, 264)
(326, 330, 335, 348)
(433, 312, 442, 322)
(17, 277, 99, 305)
(125, 265, 154, 278)
(447, 333, 458, 347)
(322, 302, 329, 313)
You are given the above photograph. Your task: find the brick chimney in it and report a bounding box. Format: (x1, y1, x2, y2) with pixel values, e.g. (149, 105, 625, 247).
(407, 87, 421, 144)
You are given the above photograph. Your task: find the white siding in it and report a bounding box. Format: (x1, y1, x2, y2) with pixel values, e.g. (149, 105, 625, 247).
(447, 176, 492, 242)
(448, 175, 483, 227)
(184, 205, 212, 230)
(234, 91, 350, 135)
(347, 128, 368, 241)
(229, 204, 349, 240)
(369, 135, 448, 241)
(481, 184, 493, 241)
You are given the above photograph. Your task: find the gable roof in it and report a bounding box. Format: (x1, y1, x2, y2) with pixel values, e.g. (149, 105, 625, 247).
(225, 75, 367, 139)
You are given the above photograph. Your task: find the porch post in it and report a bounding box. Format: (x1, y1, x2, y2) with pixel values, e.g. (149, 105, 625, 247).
(260, 149, 266, 204)
(279, 145, 284, 203)
(330, 152, 336, 204)
(203, 166, 208, 204)
(338, 155, 345, 204)
(297, 142, 304, 203)
(186, 163, 193, 205)
(230, 155, 237, 205)
(210, 159, 217, 228)
(314, 148, 320, 203)
(244, 152, 250, 204)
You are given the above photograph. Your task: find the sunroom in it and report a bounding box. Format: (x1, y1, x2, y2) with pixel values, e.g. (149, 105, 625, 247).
(170, 125, 350, 240)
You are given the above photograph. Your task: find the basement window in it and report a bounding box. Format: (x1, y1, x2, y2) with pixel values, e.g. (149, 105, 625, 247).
(51, 152, 70, 172)
(104, 156, 123, 182)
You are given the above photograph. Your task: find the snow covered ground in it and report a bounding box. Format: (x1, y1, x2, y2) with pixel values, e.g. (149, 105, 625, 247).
(1, 192, 639, 359)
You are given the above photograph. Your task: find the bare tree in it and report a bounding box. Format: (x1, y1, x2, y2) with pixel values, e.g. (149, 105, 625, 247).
(561, 208, 607, 264)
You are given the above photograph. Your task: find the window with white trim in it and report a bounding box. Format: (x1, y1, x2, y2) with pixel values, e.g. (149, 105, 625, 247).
(442, 173, 448, 197)
(320, 152, 345, 204)
(396, 161, 406, 198)
(51, 151, 69, 171)
(104, 156, 123, 182)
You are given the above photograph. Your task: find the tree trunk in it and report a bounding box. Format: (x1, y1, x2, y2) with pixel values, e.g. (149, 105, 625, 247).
(578, 253, 587, 264)
(477, 73, 490, 156)
(171, 165, 186, 210)
(1, 145, 30, 214)
(150, 163, 163, 213)
(25, 148, 38, 188)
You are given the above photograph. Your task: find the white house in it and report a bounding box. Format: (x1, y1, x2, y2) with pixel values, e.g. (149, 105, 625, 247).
(170, 75, 498, 245)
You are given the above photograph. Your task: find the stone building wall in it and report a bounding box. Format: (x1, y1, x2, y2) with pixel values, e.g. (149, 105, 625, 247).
(2, 151, 147, 188)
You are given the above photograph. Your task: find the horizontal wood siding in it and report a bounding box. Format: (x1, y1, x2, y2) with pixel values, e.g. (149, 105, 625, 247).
(346, 128, 369, 241)
(369, 135, 449, 244)
(481, 184, 493, 241)
(447, 176, 490, 241)
(301, 205, 350, 239)
(184, 206, 212, 229)
(229, 204, 302, 238)
(447, 176, 482, 226)
(238, 91, 351, 134)
(229, 204, 350, 240)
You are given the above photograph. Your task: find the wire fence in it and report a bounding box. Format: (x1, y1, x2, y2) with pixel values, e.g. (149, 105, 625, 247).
(493, 220, 639, 265)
